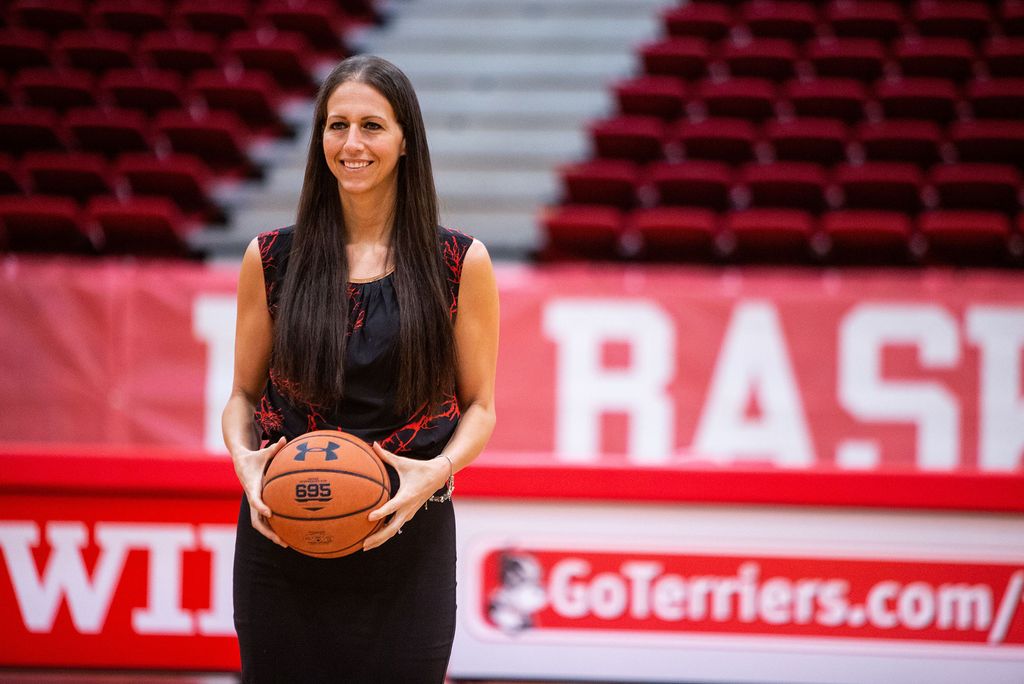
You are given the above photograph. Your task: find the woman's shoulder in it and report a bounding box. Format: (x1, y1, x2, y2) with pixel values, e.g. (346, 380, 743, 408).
(257, 225, 294, 254)
(437, 225, 477, 276)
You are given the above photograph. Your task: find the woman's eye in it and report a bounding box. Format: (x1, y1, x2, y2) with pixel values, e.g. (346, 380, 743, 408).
(329, 121, 347, 130)
(364, 122, 382, 130)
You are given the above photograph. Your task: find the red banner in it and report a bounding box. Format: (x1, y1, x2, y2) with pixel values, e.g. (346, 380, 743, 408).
(1, 258, 1022, 472)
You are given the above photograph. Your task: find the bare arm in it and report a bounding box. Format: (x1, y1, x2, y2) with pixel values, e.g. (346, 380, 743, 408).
(364, 238, 499, 549)
(222, 237, 288, 547)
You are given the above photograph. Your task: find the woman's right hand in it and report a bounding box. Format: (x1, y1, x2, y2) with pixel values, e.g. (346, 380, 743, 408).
(232, 436, 289, 548)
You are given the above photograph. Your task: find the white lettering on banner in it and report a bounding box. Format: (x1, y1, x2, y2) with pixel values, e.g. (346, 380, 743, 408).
(0, 521, 237, 636)
(193, 295, 236, 453)
(693, 301, 813, 467)
(542, 299, 674, 463)
(542, 558, 997, 634)
(197, 525, 236, 635)
(966, 308, 1024, 471)
(95, 524, 195, 635)
(838, 305, 960, 470)
(0, 522, 129, 633)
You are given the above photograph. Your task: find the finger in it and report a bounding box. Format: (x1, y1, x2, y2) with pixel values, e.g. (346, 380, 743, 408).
(265, 436, 287, 456)
(367, 498, 399, 522)
(247, 488, 273, 519)
(372, 441, 396, 465)
(251, 511, 287, 548)
(363, 516, 403, 551)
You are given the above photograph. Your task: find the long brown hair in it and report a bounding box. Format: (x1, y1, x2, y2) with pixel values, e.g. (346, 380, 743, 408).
(271, 55, 456, 415)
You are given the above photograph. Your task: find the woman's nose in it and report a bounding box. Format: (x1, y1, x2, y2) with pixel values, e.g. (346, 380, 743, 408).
(343, 128, 363, 153)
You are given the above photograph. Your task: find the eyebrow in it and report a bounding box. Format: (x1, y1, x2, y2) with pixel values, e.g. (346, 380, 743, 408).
(326, 113, 386, 121)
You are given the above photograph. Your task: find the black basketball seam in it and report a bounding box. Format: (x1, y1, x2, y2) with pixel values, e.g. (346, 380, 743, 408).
(263, 467, 386, 489)
(295, 519, 385, 556)
(268, 487, 386, 521)
(269, 431, 388, 489)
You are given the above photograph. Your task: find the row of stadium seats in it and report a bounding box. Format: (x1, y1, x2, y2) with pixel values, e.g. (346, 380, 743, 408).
(0, 107, 257, 176)
(587, 115, 1024, 168)
(615, 75, 1023, 123)
(1, 152, 220, 221)
(542, 205, 1024, 266)
(662, 1, 1023, 43)
(0, 0, 376, 46)
(0, 27, 323, 93)
(4, 67, 287, 135)
(561, 160, 1023, 215)
(0, 195, 199, 257)
(640, 35, 1024, 83)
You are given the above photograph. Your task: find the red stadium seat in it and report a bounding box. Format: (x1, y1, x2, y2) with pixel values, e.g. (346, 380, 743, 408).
(64, 107, 151, 158)
(674, 117, 758, 163)
(784, 77, 867, 123)
(139, 30, 220, 75)
(0, 28, 51, 73)
(54, 30, 135, 73)
(155, 110, 255, 175)
(697, 77, 777, 121)
(640, 38, 710, 81)
(967, 79, 1024, 119)
(766, 117, 848, 165)
(99, 69, 187, 116)
(913, 0, 991, 42)
(88, 196, 196, 257)
(741, 1, 818, 41)
(825, 1, 904, 41)
(9, 0, 87, 36)
(984, 37, 1024, 77)
(225, 30, 316, 94)
(0, 195, 94, 253)
(807, 37, 887, 81)
(0, 154, 26, 195)
(857, 120, 943, 166)
(722, 37, 798, 81)
(173, 0, 250, 38)
(0, 108, 64, 156)
(114, 152, 219, 219)
(820, 209, 914, 263)
(23, 151, 113, 204)
(13, 68, 97, 113)
(918, 210, 1012, 264)
(256, 0, 351, 54)
(628, 207, 719, 260)
(929, 163, 1022, 214)
(662, 3, 732, 41)
(559, 159, 640, 209)
(541, 205, 624, 260)
(91, 0, 170, 34)
(1005, 1, 1024, 36)
(613, 76, 687, 120)
(737, 161, 829, 212)
(649, 160, 733, 210)
(950, 120, 1024, 167)
(589, 116, 666, 162)
(190, 69, 286, 135)
(894, 37, 976, 81)
(835, 162, 925, 212)
(722, 208, 815, 261)
(874, 77, 959, 123)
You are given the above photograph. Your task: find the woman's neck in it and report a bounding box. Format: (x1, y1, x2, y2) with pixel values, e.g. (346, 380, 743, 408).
(340, 184, 397, 247)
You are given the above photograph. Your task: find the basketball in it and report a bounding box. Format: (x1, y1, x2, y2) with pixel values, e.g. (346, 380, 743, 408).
(261, 430, 390, 558)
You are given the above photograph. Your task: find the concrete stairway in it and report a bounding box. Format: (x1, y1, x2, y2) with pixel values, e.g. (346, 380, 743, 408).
(194, 0, 673, 261)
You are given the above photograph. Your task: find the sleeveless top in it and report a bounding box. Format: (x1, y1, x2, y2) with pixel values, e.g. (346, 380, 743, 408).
(252, 225, 475, 460)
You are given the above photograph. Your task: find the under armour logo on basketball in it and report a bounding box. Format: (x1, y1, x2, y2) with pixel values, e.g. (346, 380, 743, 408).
(293, 441, 340, 461)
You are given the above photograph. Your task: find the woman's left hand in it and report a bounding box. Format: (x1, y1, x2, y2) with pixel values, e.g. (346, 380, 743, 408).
(362, 441, 450, 551)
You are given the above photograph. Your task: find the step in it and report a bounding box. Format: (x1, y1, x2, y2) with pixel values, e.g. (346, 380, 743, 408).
(394, 0, 671, 20)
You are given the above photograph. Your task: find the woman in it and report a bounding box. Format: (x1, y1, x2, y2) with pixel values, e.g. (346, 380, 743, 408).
(221, 55, 499, 682)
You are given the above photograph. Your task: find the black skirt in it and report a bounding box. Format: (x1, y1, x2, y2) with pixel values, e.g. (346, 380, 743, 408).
(232, 495, 457, 683)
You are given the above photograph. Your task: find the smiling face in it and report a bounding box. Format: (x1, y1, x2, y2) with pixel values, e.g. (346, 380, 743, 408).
(322, 80, 406, 201)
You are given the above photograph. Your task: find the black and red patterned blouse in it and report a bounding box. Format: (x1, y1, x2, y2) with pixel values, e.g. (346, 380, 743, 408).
(253, 225, 474, 461)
